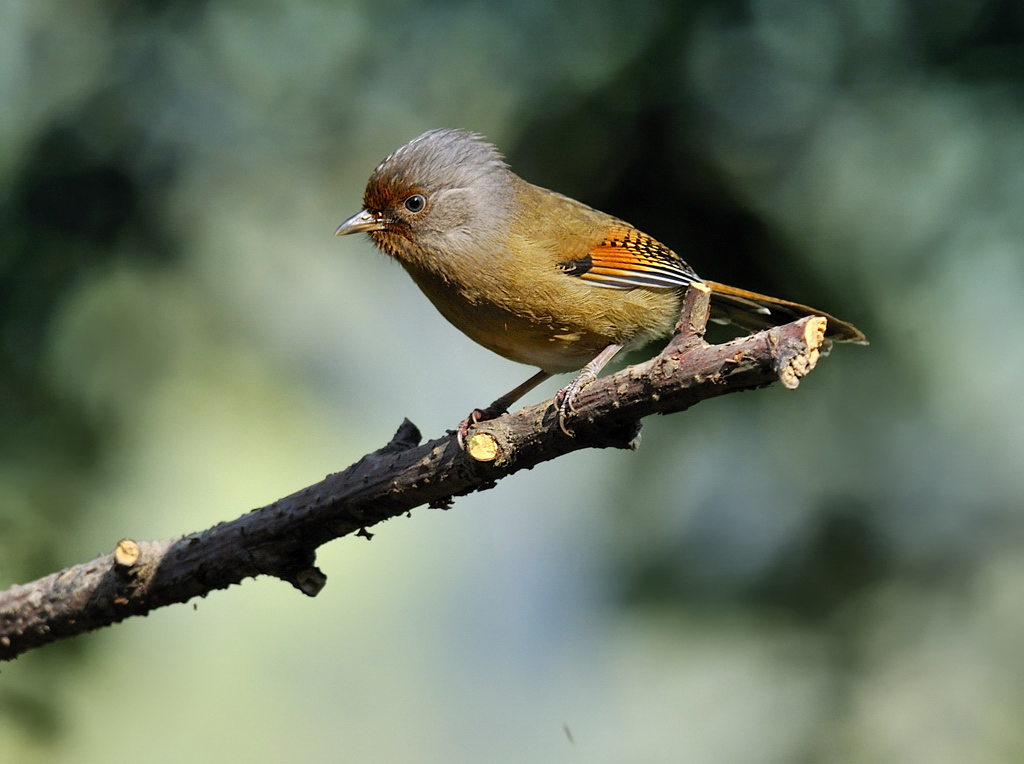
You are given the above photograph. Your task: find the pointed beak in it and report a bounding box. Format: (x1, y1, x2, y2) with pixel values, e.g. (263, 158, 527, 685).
(335, 209, 386, 236)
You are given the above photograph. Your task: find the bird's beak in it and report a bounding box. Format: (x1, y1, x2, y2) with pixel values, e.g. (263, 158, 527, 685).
(335, 209, 386, 236)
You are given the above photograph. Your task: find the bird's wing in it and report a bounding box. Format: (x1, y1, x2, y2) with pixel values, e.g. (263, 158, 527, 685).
(557, 225, 700, 290)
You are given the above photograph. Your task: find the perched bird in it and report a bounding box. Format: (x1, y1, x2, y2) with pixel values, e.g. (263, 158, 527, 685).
(336, 129, 865, 440)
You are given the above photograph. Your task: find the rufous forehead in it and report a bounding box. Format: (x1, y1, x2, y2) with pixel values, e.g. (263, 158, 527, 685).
(363, 172, 418, 212)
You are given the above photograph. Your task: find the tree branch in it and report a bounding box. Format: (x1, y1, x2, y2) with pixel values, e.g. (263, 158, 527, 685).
(0, 284, 829, 660)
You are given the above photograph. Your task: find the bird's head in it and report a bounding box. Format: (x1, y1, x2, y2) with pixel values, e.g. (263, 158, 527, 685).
(336, 129, 513, 268)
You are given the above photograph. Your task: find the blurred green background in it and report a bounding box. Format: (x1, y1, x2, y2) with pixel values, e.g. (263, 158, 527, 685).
(3, 0, 1024, 761)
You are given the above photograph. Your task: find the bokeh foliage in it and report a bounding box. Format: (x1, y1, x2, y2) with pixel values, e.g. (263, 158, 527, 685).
(3, 0, 1024, 761)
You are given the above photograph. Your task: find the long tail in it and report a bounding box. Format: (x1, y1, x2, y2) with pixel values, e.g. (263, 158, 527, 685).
(705, 281, 867, 344)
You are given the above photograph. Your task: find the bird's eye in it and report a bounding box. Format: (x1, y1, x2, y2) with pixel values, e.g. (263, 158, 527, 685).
(403, 193, 426, 214)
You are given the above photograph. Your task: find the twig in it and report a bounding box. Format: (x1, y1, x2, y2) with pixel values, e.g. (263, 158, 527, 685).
(0, 284, 828, 660)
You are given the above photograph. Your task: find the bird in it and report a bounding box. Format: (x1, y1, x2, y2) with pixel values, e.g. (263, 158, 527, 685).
(336, 129, 865, 441)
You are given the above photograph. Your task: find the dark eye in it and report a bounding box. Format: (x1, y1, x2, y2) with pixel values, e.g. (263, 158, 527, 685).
(403, 193, 426, 214)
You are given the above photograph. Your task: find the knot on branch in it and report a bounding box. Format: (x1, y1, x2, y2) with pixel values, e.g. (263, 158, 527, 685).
(382, 418, 422, 453)
(262, 549, 326, 597)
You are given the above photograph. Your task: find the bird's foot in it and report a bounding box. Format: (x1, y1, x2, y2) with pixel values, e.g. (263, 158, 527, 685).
(456, 405, 507, 450)
(555, 369, 598, 436)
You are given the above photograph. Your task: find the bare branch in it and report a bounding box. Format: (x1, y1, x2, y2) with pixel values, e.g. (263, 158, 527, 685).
(0, 285, 829, 660)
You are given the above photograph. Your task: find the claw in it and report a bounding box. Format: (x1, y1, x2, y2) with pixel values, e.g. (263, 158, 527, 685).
(456, 407, 503, 450)
(558, 408, 573, 437)
(555, 374, 593, 436)
(456, 419, 471, 450)
(553, 343, 624, 437)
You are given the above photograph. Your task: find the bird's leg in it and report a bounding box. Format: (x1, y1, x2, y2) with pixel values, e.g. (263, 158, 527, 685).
(457, 369, 552, 448)
(555, 343, 624, 436)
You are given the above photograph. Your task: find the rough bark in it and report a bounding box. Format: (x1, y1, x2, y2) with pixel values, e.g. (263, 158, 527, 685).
(0, 284, 830, 660)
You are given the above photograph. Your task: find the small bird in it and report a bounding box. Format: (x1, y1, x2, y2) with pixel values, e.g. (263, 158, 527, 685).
(337, 129, 865, 440)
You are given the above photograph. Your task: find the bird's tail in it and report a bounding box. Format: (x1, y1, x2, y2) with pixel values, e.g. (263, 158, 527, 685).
(705, 281, 867, 344)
